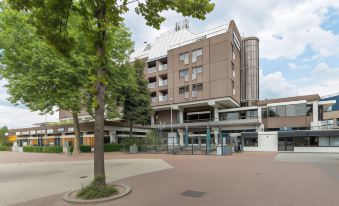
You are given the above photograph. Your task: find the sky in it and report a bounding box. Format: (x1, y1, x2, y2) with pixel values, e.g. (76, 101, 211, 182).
(1, 0, 339, 128)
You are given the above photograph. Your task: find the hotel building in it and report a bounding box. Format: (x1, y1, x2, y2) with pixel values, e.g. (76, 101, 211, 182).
(7, 20, 339, 153)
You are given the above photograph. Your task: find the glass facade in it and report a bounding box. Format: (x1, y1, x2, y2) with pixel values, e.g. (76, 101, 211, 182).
(267, 103, 307, 117)
(240, 38, 259, 104)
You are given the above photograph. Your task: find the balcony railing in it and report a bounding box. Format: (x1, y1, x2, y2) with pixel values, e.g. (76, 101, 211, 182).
(148, 67, 157, 74)
(151, 97, 157, 103)
(159, 64, 168, 71)
(148, 82, 156, 89)
(159, 95, 168, 102)
(159, 79, 168, 86)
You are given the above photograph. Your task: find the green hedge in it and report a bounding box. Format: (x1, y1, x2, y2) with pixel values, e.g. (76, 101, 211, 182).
(23, 146, 62, 153)
(0, 145, 11, 151)
(104, 144, 122, 152)
(80, 145, 91, 153)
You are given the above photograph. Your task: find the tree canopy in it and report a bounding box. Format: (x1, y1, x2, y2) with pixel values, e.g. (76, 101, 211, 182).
(7, 0, 215, 186)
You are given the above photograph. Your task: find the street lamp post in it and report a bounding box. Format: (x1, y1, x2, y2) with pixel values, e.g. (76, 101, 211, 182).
(169, 98, 174, 153)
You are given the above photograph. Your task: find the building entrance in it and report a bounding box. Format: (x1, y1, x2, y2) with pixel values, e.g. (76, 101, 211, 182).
(278, 137, 294, 151)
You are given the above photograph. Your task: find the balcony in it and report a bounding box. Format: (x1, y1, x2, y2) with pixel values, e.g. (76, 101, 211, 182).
(152, 97, 157, 103)
(148, 82, 156, 89)
(159, 79, 168, 87)
(148, 67, 157, 74)
(159, 95, 168, 102)
(158, 64, 168, 71)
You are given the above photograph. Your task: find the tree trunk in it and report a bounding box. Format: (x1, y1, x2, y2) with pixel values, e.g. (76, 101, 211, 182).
(129, 120, 133, 139)
(94, 2, 106, 185)
(72, 112, 81, 155)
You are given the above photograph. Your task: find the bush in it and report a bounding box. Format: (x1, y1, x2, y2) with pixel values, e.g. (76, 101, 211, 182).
(77, 176, 117, 200)
(80, 145, 91, 153)
(23, 146, 62, 153)
(104, 144, 121, 152)
(0, 145, 11, 151)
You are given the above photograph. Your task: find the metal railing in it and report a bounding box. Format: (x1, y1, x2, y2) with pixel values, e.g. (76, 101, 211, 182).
(158, 64, 168, 71)
(148, 67, 157, 74)
(148, 82, 156, 88)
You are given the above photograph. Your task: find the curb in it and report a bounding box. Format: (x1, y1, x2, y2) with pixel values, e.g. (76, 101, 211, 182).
(62, 184, 132, 204)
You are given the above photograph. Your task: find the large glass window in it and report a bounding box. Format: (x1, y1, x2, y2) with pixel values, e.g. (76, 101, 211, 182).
(244, 138, 258, 147)
(246, 110, 258, 119)
(276, 105, 286, 117)
(294, 137, 319, 147)
(226, 112, 239, 120)
(268, 107, 277, 117)
(179, 52, 189, 64)
(192, 48, 202, 63)
(179, 68, 189, 78)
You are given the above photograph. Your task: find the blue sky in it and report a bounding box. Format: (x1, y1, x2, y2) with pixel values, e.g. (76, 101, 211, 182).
(1, 0, 339, 128)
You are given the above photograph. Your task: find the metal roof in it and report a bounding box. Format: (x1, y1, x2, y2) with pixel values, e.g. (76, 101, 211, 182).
(130, 24, 229, 62)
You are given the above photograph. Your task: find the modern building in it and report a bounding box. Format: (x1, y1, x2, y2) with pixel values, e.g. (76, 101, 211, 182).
(7, 20, 339, 153)
(321, 93, 339, 129)
(130, 20, 339, 153)
(8, 114, 149, 148)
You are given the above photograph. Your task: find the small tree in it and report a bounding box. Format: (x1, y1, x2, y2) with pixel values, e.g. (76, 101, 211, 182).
(123, 60, 153, 138)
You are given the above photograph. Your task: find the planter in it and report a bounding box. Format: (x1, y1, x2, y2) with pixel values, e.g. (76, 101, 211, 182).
(63, 184, 131, 204)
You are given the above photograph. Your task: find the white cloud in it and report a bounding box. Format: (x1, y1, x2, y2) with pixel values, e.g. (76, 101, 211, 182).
(0, 105, 58, 129)
(125, 0, 339, 60)
(261, 63, 339, 98)
(0, 80, 59, 128)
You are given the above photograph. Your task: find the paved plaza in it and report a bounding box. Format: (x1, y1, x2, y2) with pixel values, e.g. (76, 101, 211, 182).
(1, 151, 339, 206)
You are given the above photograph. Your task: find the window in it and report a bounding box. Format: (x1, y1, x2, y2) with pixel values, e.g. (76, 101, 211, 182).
(179, 52, 189, 64)
(246, 110, 258, 119)
(68, 127, 74, 132)
(225, 112, 239, 120)
(327, 119, 334, 125)
(262, 108, 267, 118)
(179, 68, 189, 78)
(179, 86, 189, 94)
(58, 128, 64, 132)
(192, 66, 203, 74)
(232, 80, 235, 95)
(232, 63, 235, 77)
(233, 31, 240, 51)
(294, 137, 319, 147)
(268, 107, 277, 117)
(327, 106, 333, 112)
(337, 118, 339, 126)
(307, 105, 313, 116)
(276, 105, 286, 117)
(192, 48, 202, 63)
(192, 83, 203, 92)
(244, 138, 258, 147)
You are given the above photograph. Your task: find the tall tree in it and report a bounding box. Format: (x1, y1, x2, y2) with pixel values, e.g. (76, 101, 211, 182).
(0, 5, 91, 154)
(8, 0, 215, 185)
(123, 60, 153, 138)
(0, 126, 8, 145)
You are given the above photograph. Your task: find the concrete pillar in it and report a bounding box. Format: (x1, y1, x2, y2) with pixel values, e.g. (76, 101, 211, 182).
(178, 129, 184, 145)
(151, 115, 155, 125)
(313, 101, 319, 122)
(214, 107, 219, 121)
(257, 106, 262, 123)
(213, 127, 219, 145)
(109, 130, 117, 143)
(179, 110, 184, 124)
